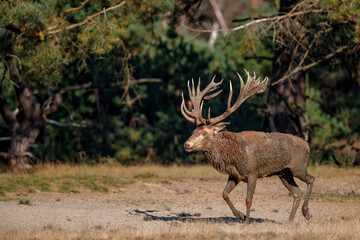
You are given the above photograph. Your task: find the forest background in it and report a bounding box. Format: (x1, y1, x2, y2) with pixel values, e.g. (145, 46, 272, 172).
(0, 0, 359, 168)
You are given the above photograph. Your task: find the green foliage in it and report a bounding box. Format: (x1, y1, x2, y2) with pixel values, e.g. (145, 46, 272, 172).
(306, 63, 360, 166)
(1, 0, 359, 166)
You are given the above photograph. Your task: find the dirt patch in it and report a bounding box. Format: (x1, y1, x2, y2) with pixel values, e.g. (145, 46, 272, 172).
(1, 172, 359, 234)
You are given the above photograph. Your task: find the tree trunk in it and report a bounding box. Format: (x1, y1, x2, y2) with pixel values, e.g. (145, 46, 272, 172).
(94, 88, 110, 156)
(3, 58, 42, 167)
(0, 57, 62, 168)
(9, 128, 38, 168)
(264, 0, 310, 141)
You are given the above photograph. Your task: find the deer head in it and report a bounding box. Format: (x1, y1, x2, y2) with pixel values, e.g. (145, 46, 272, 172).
(181, 69, 268, 152)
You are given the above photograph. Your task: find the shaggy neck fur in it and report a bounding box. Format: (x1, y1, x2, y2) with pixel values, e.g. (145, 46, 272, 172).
(202, 131, 247, 179)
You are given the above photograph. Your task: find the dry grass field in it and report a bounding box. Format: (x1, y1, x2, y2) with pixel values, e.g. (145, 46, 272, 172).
(0, 164, 359, 240)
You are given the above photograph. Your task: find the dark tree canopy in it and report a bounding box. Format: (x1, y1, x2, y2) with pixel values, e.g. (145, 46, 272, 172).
(0, 0, 359, 168)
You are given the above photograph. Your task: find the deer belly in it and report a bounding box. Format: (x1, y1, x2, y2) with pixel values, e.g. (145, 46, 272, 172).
(257, 164, 287, 177)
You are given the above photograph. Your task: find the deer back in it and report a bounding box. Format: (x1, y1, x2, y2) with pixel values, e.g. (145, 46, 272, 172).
(238, 131, 310, 177)
(202, 130, 309, 179)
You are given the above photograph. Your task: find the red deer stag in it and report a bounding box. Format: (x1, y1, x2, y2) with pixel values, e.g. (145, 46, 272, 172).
(181, 70, 315, 223)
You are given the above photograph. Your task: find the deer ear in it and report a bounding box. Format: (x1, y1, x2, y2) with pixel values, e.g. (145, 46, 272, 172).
(212, 122, 230, 132)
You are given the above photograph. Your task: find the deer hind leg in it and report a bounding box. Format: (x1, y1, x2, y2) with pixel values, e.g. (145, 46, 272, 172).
(223, 176, 245, 220)
(295, 172, 315, 220)
(279, 170, 303, 221)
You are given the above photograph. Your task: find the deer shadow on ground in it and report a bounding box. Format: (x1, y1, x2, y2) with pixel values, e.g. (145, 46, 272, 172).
(132, 210, 277, 224)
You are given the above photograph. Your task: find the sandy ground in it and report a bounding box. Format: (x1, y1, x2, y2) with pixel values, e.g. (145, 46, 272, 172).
(0, 172, 359, 233)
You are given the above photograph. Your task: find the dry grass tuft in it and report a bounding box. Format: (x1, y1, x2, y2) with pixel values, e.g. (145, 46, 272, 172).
(2, 216, 360, 240)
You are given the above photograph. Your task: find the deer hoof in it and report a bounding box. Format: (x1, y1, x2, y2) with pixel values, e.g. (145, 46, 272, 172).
(233, 210, 245, 220)
(302, 207, 310, 220)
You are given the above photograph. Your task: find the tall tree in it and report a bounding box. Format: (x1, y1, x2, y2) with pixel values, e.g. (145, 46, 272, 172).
(263, 0, 360, 145)
(0, 57, 63, 168)
(0, 0, 170, 168)
(264, 0, 310, 140)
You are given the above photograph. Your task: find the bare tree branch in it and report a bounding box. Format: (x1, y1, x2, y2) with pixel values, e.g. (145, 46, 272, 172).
(42, 93, 63, 116)
(46, 1, 125, 35)
(64, 0, 91, 15)
(0, 137, 11, 141)
(208, 0, 228, 33)
(182, 9, 328, 33)
(272, 45, 350, 85)
(24, 151, 38, 160)
(57, 78, 161, 95)
(45, 119, 88, 128)
(39, 78, 161, 117)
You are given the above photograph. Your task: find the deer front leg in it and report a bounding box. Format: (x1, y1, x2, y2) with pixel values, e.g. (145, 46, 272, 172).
(223, 176, 245, 220)
(245, 175, 257, 224)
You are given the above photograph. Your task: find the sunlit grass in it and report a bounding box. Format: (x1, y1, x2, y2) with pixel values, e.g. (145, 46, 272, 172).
(0, 197, 13, 202)
(308, 165, 360, 178)
(0, 164, 224, 194)
(311, 193, 360, 203)
(0, 164, 359, 194)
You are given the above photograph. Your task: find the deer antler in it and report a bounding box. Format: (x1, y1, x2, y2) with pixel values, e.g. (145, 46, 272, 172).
(207, 69, 268, 125)
(181, 69, 268, 126)
(181, 76, 224, 126)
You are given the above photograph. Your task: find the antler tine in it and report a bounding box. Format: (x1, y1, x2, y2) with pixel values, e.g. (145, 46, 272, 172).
(191, 78, 195, 97)
(181, 75, 245, 125)
(199, 100, 209, 125)
(207, 107, 211, 123)
(181, 92, 194, 116)
(181, 92, 195, 124)
(201, 76, 216, 92)
(206, 69, 268, 125)
(202, 76, 224, 100)
(196, 77, 201, 96)
(203, 89, 223, 100)
(187, 80, 192, 98)
(237, 72, 245, 98)
(243, 69, 268, 95)
(227, 80, 233, 110)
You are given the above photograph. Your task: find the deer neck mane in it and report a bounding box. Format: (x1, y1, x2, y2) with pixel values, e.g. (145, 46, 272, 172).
(202, 131, 245, 177)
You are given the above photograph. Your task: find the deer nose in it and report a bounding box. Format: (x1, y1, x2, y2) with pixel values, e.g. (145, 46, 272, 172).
(184, 141, 192, 150)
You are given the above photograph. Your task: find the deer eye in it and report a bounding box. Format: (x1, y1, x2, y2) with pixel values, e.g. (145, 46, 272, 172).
(202, 132, 207, 136)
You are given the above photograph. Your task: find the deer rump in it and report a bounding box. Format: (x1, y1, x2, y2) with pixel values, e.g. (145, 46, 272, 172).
(203, 130, 310, 181)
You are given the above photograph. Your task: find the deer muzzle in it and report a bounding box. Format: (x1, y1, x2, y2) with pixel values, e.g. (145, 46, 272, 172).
(184, 141, 193, 152)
